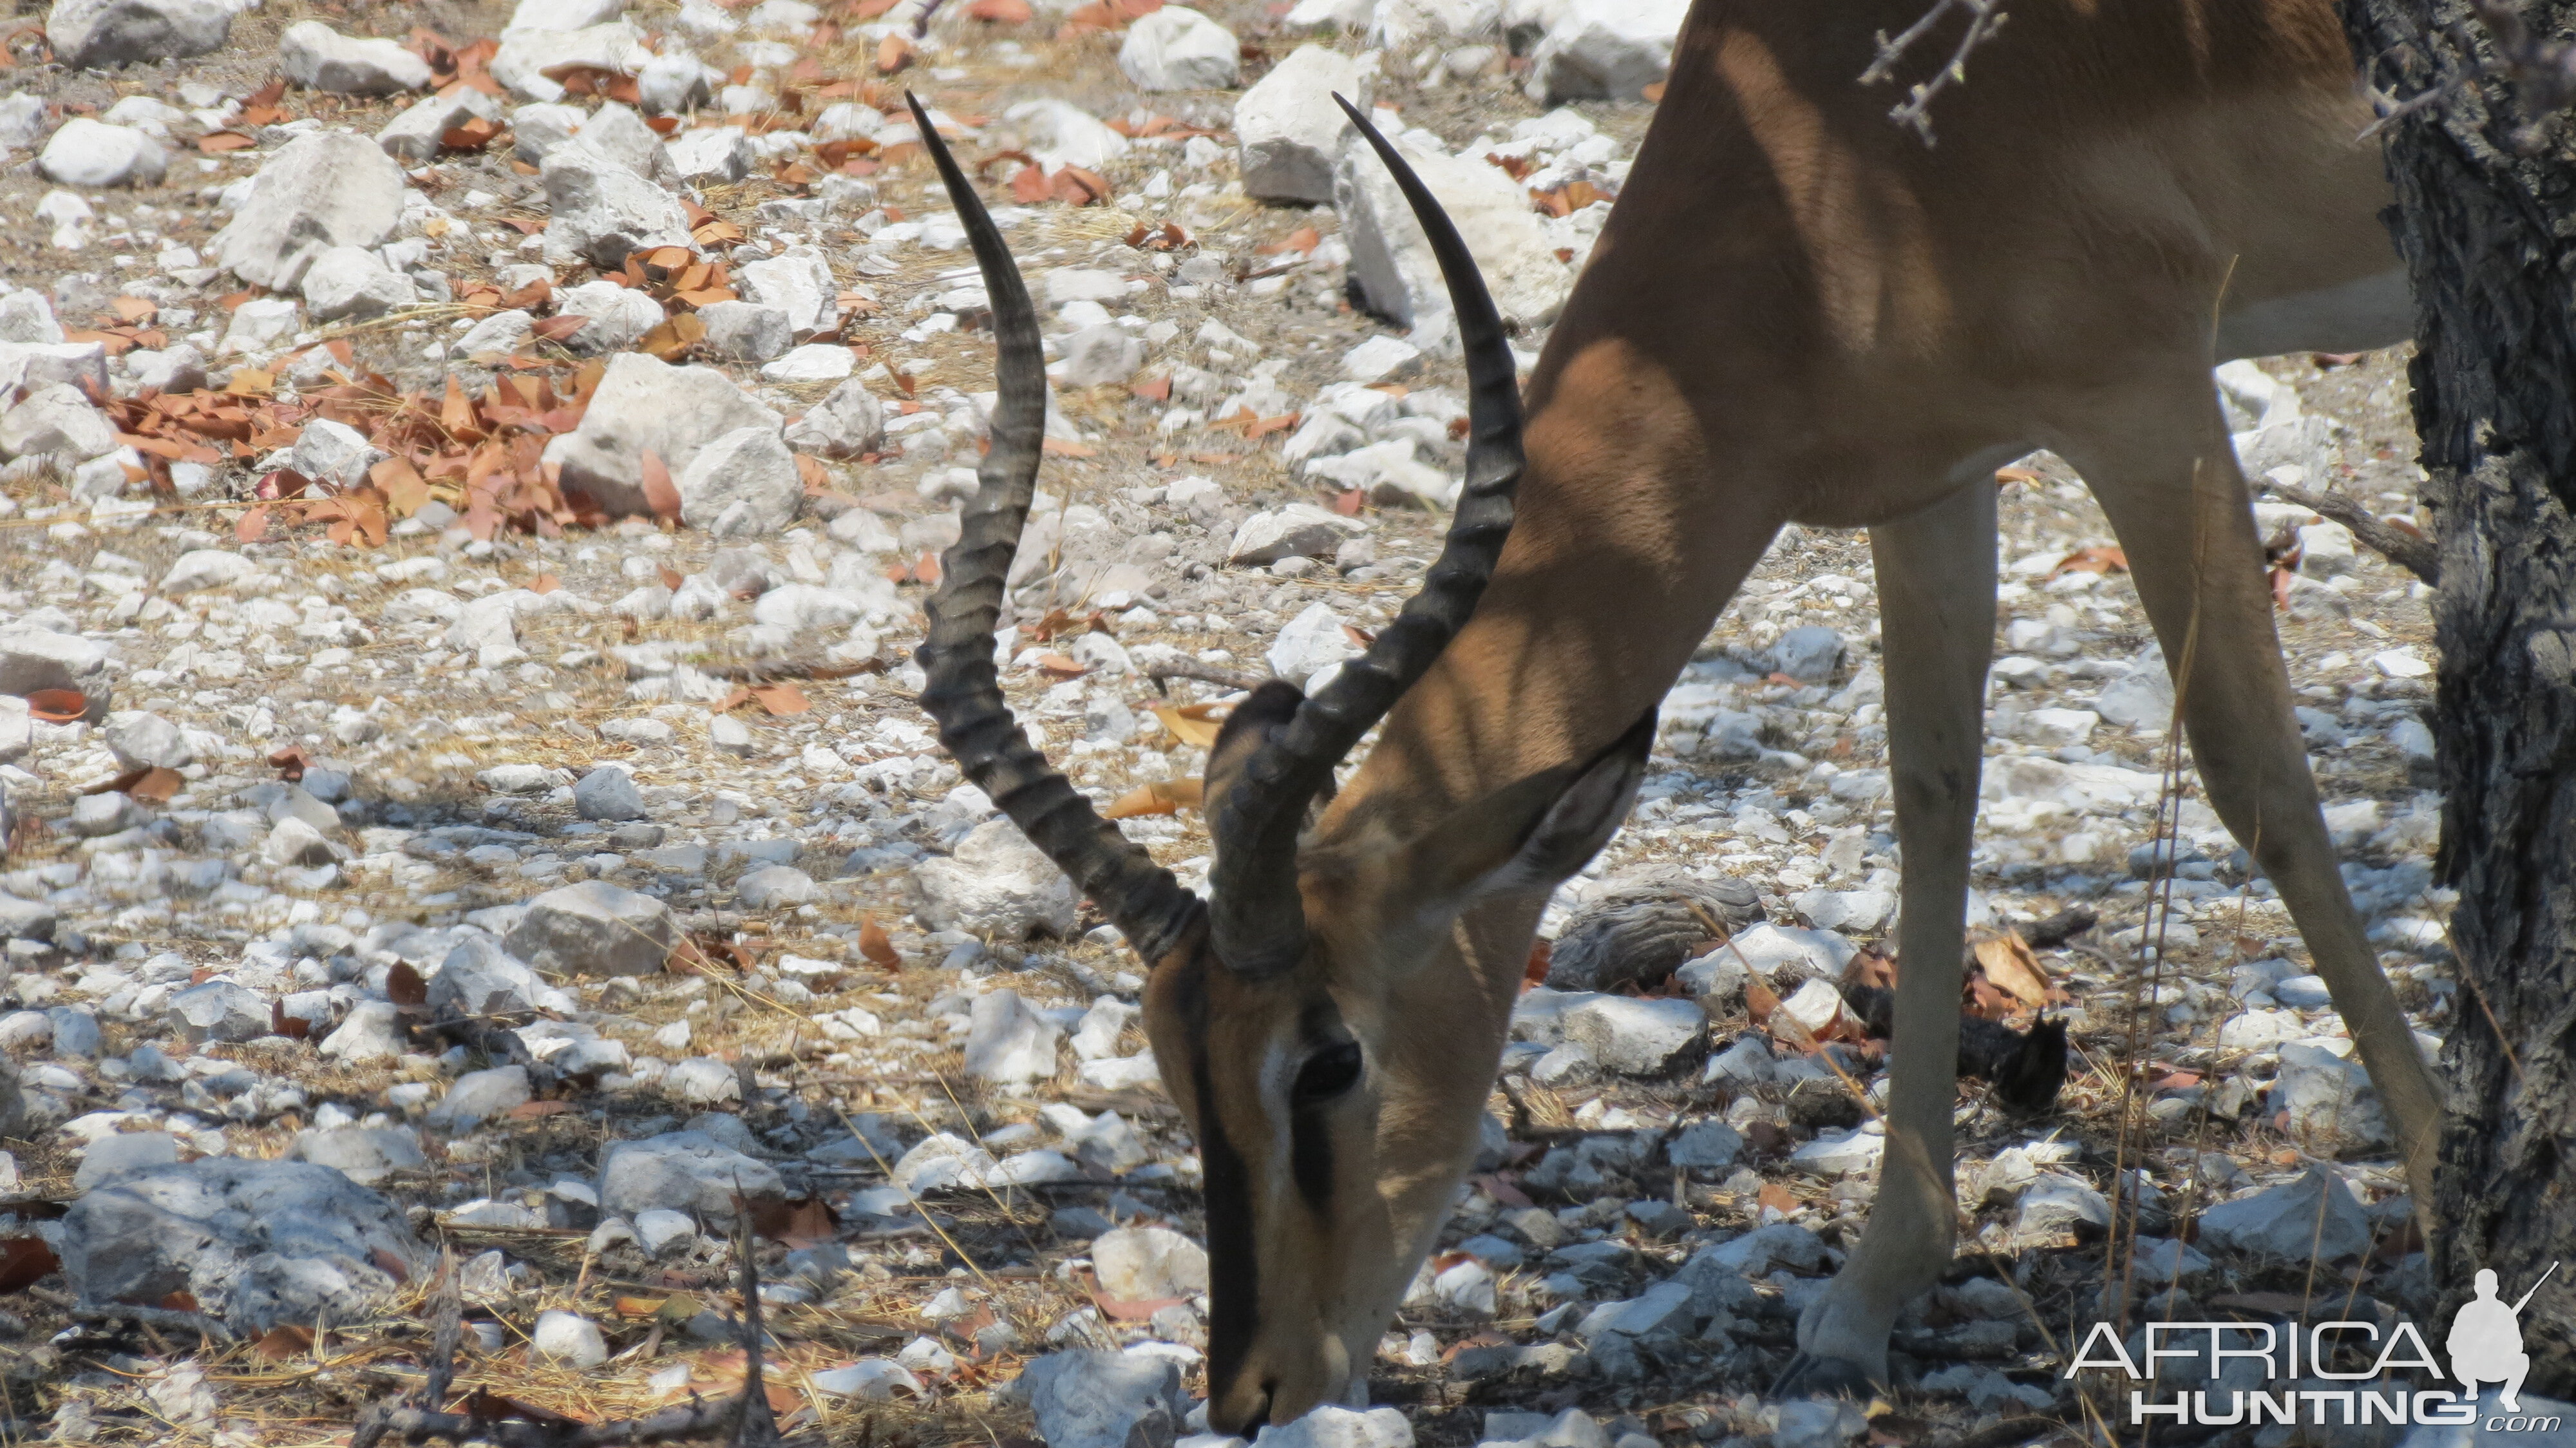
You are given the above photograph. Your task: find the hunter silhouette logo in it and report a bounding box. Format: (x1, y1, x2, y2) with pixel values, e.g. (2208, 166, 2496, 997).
(2067, 1257, 2564, 1430)
(2451, 1263, 2557, 1414)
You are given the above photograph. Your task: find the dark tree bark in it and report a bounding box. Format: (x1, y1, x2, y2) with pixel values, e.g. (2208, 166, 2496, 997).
(2339, 0, 2576, 1397)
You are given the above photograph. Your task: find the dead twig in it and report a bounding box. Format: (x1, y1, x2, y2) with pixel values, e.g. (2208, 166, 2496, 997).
(2362, 0, 2576, 148)
(2261, 476, 2440, 584)
(71, 1303, 235, 1342)
(1142, 660, 1269, 695)
(688, 658, 887, 684)
(1861, 0, 2009, 144)
(350, 1217, 786, 1448)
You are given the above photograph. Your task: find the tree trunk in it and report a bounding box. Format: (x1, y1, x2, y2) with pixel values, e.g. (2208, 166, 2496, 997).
(2340, 0, 2576, 1396)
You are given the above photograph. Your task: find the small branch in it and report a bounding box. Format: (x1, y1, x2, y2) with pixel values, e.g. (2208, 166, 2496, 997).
(72, 1304, 234, 1342)
(347, 1216, 785, 1448)
(1143, 661, 1269, 695)
(690, 658, 886, 684)
(2360, 0, 2576, 148)
(2262, 478, 2441, 585)
(1859, 0, 2009, 145)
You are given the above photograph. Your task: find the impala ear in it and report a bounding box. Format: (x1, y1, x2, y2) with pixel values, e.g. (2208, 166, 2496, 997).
(1401, 707, 1658, 915)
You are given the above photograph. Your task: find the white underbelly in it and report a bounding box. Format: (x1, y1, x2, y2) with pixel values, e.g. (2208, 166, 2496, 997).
(2215, 269, 2413, 361)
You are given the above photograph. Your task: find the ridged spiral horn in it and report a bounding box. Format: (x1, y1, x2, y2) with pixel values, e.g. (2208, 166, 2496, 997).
(908, 92, 1203, 963)
(1205, 96, 1530, 978)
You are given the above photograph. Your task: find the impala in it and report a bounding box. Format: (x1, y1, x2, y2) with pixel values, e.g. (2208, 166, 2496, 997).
(907, 0, 2437, 1422)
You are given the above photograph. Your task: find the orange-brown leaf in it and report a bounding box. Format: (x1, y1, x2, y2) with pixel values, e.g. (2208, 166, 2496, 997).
(370, 455, 431, 518)
(858, 915, 901, 969)
(2047, 545, 2129, 578)
(1743, 975, 1781, 1026)
(386, 960, 429, 1007)
(1841, 945, 1897, 991)
(1152, 702, 1226, 748)
(124, 767, 184, 803)
(1969, 931, 2058, 1009)
(1102, 777, 1204, 819)
(0, 1238, 59, 1292)
(639, 450, 682, 521)
(750, 683, 809, 715)
(24, 690, 88, 724)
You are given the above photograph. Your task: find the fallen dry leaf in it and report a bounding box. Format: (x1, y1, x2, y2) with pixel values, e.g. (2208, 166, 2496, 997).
(639, 450, 683, 521)
(1969, 931, 2059, 1010)
(1152, 702, 1227, 748)
(23, 689, 87, 723)
(0, 1238, 59, 1292)
(858, 915, 901, 969)
(386, 961, 429, 1007)
(1744, 975, 1781, 1027)
(2047, 544, 2129, 578)
(1102, 777, 1204, 818)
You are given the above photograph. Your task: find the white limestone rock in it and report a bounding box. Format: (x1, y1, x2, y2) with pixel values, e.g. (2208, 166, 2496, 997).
(962, 989, 1062, 1085)
(46, 0, 231, 70)
(503, 881, 679, 976)
(1525, 0, 1690, 103)
(35, 119, 166, 187)
(490, 21, 648, 103)
(62, 1158, 426, 1333)
(376, 88, 505, 162)
(280, 21, 435, 95)
(677, 424, 802, 537)
(540, 145, 694, 269)
(738, 248, 840, 334)
(0, 385, 118, 461)
(542, 352, 781, 515)
(1336, 128, 1571, 351)
(211, 132, 408, 292)
(1117, 5, 1240, 90)
(532, 1311, 609, 1367)
(783, 377, 884, 459)
(914, 819, 1080, 939)
(1235, 44, 1370, 204)
(697, 301, 792, 362)
(299, 246, 413, 321)
(554, 280, 666, 354)
(665, 125, 753, 183)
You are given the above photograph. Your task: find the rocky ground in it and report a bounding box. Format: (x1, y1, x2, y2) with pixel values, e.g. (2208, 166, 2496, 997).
(0, 0, 2467, 1443)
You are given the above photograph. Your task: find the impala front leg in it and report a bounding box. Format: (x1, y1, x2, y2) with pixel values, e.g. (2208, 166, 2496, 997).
(1779, 480, 1998, 1395)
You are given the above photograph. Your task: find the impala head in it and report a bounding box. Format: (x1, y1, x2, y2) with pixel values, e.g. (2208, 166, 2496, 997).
(909, 95, 1653, 1429)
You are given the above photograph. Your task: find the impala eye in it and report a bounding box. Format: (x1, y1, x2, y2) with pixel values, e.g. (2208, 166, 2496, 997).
(1292, 1040, 1363, 1106)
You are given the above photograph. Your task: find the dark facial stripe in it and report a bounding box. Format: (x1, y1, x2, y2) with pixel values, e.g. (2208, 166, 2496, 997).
(1195, 1058, 1260, 1393)
(1188, 973, 1260, 1398)
(1289, 1105, 1334, 1212)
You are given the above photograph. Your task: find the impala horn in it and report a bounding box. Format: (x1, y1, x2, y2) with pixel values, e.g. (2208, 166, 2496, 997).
(1203, 96, 1530, 978)
(910, 93, 1204, 963)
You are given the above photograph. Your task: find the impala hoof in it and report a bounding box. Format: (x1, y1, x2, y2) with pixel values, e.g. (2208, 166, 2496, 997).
(1771, 1350, 1881, 1399)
